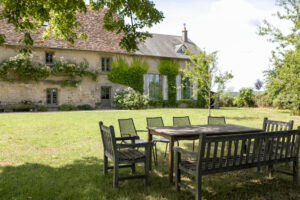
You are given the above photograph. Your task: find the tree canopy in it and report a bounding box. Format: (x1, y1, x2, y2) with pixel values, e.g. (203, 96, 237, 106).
(182, 49, 233, 116)
(0, 0, 164, 53)
(258, 0, 300, 114)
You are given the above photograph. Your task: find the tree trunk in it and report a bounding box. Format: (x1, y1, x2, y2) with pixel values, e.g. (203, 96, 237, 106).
(208, 91, 211, 116)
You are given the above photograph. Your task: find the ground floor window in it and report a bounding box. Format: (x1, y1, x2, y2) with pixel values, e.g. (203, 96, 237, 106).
(149, 74, 161, 100)
(46, 88, 58, 105)
(181, 78, 191, 99)
(101, 87, 110, 99)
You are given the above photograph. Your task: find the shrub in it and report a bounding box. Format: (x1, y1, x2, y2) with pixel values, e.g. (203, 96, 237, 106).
(35, 106, 48, 112)
(254, 92, 269, 107)
(233, 88, 255, 107)
(219, 90, 234, 107)
(76, 104, 94, 110)
(59, 104, 78, 111)
(114, 88, 149, 110)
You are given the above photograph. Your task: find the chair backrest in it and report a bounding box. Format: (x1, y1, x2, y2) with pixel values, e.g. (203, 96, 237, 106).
(208, 116, 226, 125)
(99, 121, 117, 158)
(118, 118, 138, 137)
(196, 127, 300, 172)
(173, 116, 191, 126)
(263, 117, 294, 132)
(146, 117, 164, 127)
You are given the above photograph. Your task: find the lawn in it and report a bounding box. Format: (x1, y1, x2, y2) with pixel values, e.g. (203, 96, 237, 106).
(0, 107, 299, 200)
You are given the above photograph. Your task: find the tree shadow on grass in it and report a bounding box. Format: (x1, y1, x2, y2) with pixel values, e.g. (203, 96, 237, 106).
(1, 157, 299, 200)
(227, 116, 257, 121)
(0, 157, 191, 200)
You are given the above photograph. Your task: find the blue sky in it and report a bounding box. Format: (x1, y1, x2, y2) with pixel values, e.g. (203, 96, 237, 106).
(143, 0, 288, 91)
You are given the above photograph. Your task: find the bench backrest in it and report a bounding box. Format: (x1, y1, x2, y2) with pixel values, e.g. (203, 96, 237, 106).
(196, 128, 300, 173)
(99, 121, 117, 159)
(263, 117, 294, 132)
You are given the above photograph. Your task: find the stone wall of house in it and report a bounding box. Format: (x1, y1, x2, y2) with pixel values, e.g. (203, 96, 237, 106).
(0, 46, 187, 109)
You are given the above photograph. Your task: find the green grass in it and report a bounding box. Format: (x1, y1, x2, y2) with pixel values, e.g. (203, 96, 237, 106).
(0, 107, 299, 200)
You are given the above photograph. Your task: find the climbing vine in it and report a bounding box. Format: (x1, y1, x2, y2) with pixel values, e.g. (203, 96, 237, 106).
(158, 59, 179, 106)
(0, 54, 99, 87)
(107, 57, 149, 93)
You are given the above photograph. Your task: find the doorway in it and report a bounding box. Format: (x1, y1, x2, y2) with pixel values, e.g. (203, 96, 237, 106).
(101, 87, 111, 109)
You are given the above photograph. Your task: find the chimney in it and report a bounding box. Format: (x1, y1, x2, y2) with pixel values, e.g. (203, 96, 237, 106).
(182, 23, 188, 43)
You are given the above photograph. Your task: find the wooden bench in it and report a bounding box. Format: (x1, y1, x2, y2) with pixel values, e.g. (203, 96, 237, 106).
(174, 128, 300, 200)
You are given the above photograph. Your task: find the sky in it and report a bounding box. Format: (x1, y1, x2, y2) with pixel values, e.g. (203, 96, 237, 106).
(142, 0, 290, 91)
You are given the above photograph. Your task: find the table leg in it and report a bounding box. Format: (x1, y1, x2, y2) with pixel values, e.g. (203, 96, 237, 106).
(168, 137, 174, 184)
(148, 130, 153, 171)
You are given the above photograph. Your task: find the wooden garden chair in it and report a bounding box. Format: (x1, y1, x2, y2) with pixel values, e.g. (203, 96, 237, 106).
(118, 118, 148, 144)
(99, 121, 152, 188)
(173, 116, 194, 151)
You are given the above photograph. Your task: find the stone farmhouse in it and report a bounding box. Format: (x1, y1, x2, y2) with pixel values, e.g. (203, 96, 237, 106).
(0, 9, 200, 110)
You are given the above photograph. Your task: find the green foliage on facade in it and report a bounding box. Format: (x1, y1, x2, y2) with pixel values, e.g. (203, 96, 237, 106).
(157, 59, 179, 106)
(0, 54, 99, 87)
(108, 57, 149, 93)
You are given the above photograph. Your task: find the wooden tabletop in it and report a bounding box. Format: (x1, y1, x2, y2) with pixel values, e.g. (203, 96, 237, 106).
(147, 124, 263, 137)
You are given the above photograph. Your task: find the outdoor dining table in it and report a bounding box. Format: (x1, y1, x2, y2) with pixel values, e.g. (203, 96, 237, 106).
(147, 124, 263, 183)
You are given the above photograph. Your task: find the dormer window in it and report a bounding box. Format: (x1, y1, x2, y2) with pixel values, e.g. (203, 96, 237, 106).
(176, 44, 187, 54)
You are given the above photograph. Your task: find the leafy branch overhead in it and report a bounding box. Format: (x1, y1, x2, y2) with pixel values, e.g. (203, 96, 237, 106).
(0, 0, 164, 53)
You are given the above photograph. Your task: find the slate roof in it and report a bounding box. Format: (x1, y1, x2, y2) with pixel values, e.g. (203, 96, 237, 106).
(0, 9, 199, 59)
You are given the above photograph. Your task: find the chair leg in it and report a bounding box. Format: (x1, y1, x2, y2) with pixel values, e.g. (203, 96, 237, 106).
(145, 146, 150, 186)
(152, 143, 158, 166)
(268, 164, 274, 178)
(164, 143, 168, 158)
(131, 163, 136, 173)
(175, 151, 181, 191)
(195, 175, 202, 200)
(103, 155, 108, 175)
(293, 160, 299, 185)
(113, 161, 119, 188)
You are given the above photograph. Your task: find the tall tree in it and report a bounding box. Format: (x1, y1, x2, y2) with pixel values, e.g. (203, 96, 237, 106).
(181, 49, 233, 116)
(0, 0, 164, 53)
(258, 0, 300, 114)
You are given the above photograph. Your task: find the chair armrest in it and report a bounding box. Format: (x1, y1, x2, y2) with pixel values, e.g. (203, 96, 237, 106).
(117, 142, 154, 149)
(173, 146, 197, 158)
(115, 136, 139, 141)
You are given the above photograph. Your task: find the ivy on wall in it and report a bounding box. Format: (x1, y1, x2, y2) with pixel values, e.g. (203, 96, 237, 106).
(107, 57, 149, 93)
(0, 54, 99, 87)
(158, 59, 179, 106)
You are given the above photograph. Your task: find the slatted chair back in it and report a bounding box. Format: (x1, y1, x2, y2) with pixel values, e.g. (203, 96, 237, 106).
(263, 117, 294, 132)
(147, 117, 164, 127)
(208, 116, 226, 125)
(173, 116, 191, 127)
(196, 129, 300, 173)
(118, 118, 138, 137)
(99, 121, 117, 159)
